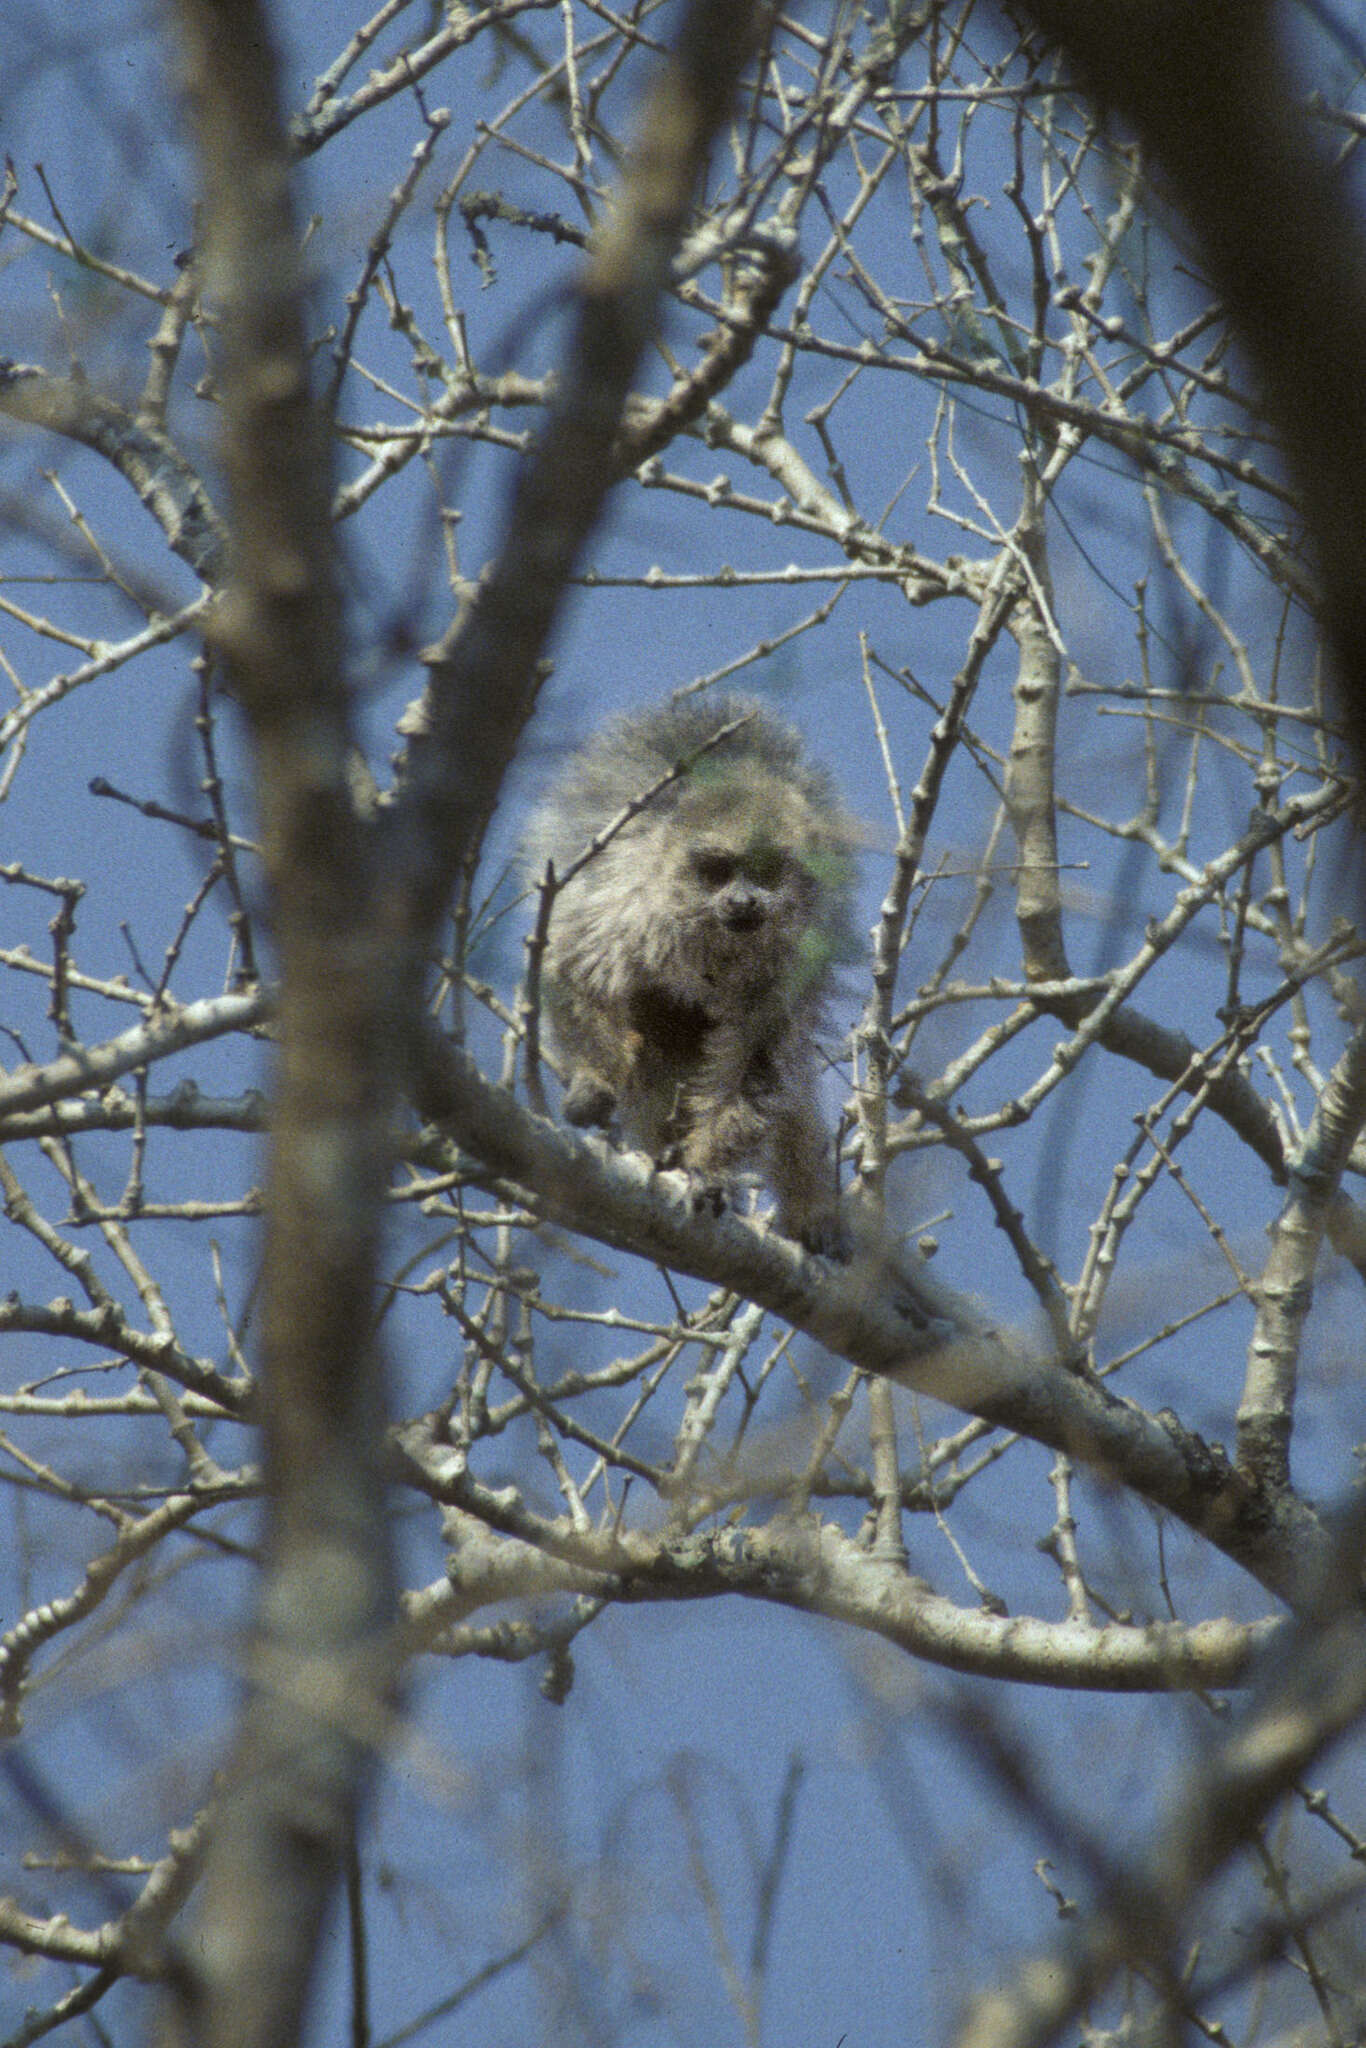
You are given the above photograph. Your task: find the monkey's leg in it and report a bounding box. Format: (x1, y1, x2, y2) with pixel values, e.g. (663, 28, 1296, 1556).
(665, 1019, 772, 1179)
(766, 1092, 847, 1255)
(674, 1095, 769, 1177)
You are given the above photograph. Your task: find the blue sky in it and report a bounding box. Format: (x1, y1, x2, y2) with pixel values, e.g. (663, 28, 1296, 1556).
(4, 3, 1366, 2042)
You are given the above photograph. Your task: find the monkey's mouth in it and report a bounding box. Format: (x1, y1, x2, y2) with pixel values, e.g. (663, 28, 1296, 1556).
(717, 899, 765, 931)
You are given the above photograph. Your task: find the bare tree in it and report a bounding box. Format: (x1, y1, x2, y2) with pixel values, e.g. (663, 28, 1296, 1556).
(3, 2, 1366, 2044)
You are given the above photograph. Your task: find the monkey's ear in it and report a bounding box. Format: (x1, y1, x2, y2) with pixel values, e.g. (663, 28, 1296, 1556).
(803, 844, 859, 890)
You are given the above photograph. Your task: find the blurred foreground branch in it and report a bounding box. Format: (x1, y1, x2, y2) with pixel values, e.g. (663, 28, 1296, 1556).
(160, 0, 766, 2041)
(1021, 0, 1366, 748)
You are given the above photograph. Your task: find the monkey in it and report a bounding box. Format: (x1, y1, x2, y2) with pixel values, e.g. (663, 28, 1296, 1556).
(524, 693, 860, 1250)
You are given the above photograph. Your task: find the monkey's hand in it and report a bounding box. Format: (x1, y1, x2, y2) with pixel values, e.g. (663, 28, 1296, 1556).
(562, 1069, 619, 1129)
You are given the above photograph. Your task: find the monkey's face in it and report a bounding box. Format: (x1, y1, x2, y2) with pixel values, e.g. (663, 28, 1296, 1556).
(655, 770, 842, 973)
(684, 840, 812, 936)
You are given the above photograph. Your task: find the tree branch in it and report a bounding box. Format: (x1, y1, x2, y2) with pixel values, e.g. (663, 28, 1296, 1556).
(416, 1034, 1337, 1612)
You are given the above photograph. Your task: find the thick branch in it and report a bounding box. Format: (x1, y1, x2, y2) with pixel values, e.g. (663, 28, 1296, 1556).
(1237, 1021, 1366, 1485)
(0, 992, 268, 1121)
(416, 1037, 1337, 1612)
(404, 1497, 1283, 1695)
(0, 363, 226, 582)
(163, 0, 397, 2040)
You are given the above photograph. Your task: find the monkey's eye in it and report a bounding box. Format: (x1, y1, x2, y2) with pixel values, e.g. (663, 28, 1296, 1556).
(692, 849, 738, 888)
(745, 848, 786, 889)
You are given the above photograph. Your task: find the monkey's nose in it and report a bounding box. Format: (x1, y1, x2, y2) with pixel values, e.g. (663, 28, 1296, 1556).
(719, 890, 763, 929)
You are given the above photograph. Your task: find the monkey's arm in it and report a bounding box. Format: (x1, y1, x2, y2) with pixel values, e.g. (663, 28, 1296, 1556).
(670, 1022, 842, 1251)
(545, 981, 642, 1129)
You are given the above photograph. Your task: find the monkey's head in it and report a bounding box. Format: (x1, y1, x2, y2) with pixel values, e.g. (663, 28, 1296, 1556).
(689, 842, 790, 930)
(528, 692, 862, 1016)
(652, 765, 854, 999)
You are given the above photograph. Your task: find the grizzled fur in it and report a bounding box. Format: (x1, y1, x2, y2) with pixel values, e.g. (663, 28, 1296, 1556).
(525, 695, 859, 1246)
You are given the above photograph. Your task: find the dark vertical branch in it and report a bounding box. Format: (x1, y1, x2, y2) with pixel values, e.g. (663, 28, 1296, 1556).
(1018, 0, 1366, 753)
(164, 0, 398, 2041)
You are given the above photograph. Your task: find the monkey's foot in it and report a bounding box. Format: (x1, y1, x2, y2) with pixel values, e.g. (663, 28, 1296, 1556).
(657, 1147, 732, 1219)
(791, 1207, 855, 1261)
(687, 1177, 729, 1220)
